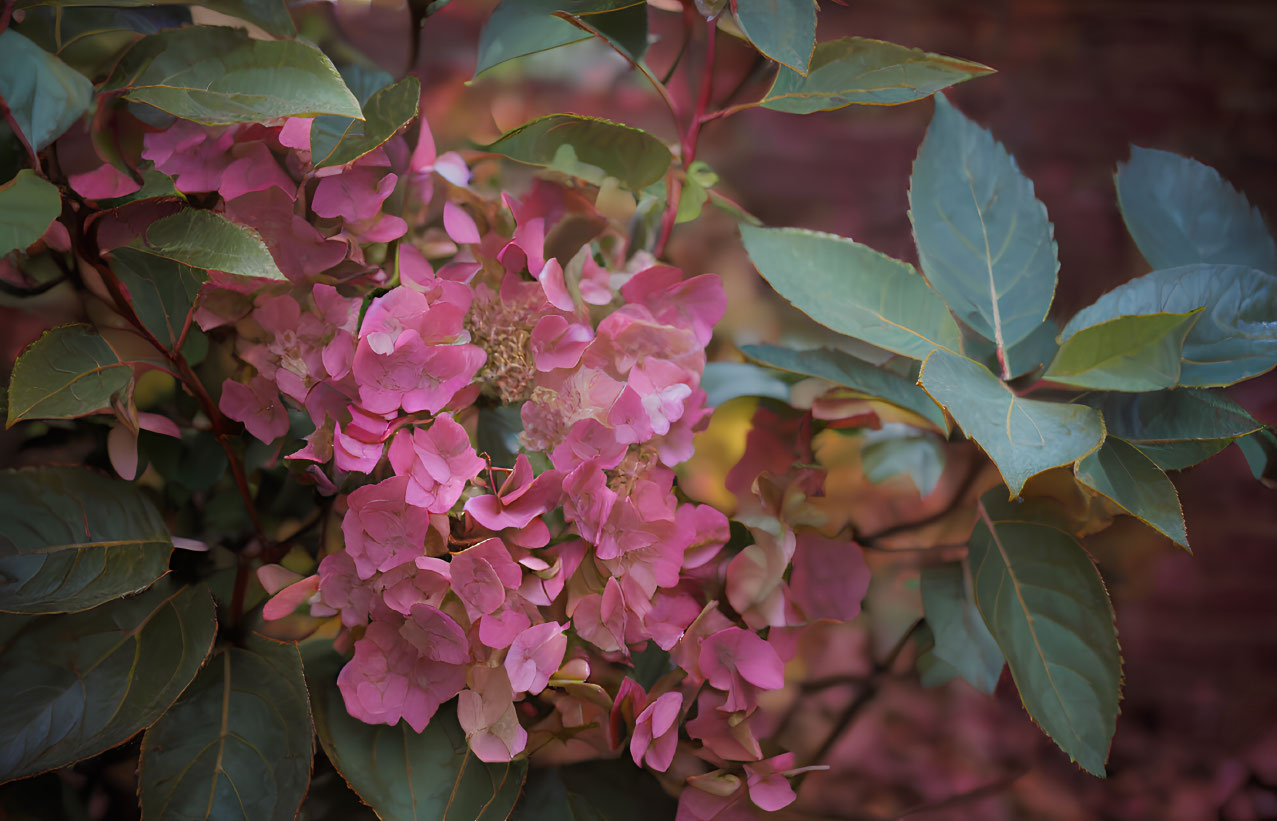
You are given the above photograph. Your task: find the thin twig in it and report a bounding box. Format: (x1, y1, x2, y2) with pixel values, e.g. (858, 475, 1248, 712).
(856, 456, 985, 547)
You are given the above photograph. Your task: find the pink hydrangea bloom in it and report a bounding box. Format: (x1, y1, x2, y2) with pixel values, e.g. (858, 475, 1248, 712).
(341, 475, 434, 578)
(698, 627, 786, 713)
(504, 621, 568, 695)
(457, 665, 527, 762)
(220, 374, 290, 443)
(464, 454, 562, 531)
(388, 414, 485, 512)
(630, 691, 682, 772)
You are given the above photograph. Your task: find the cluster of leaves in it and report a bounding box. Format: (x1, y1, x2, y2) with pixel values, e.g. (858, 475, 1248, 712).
(740, 96, 1277, 775)
(1, 0, 1273, 818)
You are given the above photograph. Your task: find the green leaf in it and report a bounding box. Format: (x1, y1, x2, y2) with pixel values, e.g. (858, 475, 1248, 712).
(483, 113, 671, 192)
(0, 466, 172, 614)
(741, 343, 947, 430)
(918, 348, 1105, 496)
(1059, 263, 1277, 387)
(674, 161, 717, 224)
(700, 361, 791, 407)
(1116, 146, 1276, 274)
(1236, 428, 1277, 487)
(16, 6, 190, 80)
(110, 247, 207, 350)
(970, 492, 1121, 776)
(139, 635, 313, 821)
(312, 76, 420, 169)
(1079, 389, 1260, 445)
(1002, 319, 1060, 379)
(107, 26, 362, 125)
(740, 225, 962, 360)
(303, 645, 526, 821)
(0, 29, 93, 151)
(6, 324, 131, 425)
(511, 760, 678, 821)
(1045, 311, 1201, 391)
(861, 427, 947, 496)
(909, 96, 1058, 358)
(920, 562, 1003, 694)
(734, 0, 816, 74)
(18, 0, 296, 39)
(1075, 437, 1187, 547)
(761, 37, 993, 114)
(0, 580, 217, 783)
(475, 1, 644, 76)
(0, 169, 61, 257)
(1131, 438, 1231, 472)
(138, 208, 284, 280)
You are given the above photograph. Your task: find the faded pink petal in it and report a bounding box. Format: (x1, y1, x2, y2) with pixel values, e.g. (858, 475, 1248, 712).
(789, 533, 870, 623)
(456, 665, 526, 762)
(744, 753, 799, 812)
(530, 315, 592, 372)
(262, 575, 319, 620)
(630, 691, 682, 772)
(220, 375, 290, 443)
(220, 142, 296, 201)
(388, 414, 485, 512)
(504, 621, 568, 694)
(341, 475, 433, 578)
(69, 164, 141, 200)
(312, 167, 398, 222)
(464, 454, 562, 531)
(443, 201, 481, 244)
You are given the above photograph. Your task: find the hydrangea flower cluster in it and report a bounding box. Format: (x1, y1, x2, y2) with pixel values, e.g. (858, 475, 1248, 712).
(82, 108, 870, 818)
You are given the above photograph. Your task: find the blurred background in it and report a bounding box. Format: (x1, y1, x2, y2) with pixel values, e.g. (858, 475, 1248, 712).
(3, 1, 1275, 818)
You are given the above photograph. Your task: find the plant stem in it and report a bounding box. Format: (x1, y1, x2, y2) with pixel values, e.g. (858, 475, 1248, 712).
(655, 16, 717, 258)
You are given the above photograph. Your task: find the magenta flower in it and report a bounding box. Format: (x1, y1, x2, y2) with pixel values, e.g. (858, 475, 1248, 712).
(464, 454, 563, 531)
(388, 414, 485, 512)
(504, 621, 568, 695)
(684, 690, 763, 762)
(698, 627, 786, 713)
(334, 405, 394, 474)
(630, 691, 683, 772)
(312, 166, 398, 223)
(220, 374, 289, 444)
(341, 475, 434, 579)
(450, 538, 523, 621)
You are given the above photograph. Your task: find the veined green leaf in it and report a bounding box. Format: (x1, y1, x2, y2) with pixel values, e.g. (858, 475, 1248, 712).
(740, 225, 962, 360)
(918, 348, 1105, 496)
(312, 75, 420, 169)
(138, 209, 284, 280)
(0, 580, 217, 783)
(741, 343, 947, 430)
(1132, 438, 1231, 472)
(303, 645, 525, 821)
(0, 169, 61, 258)
(920, 562, 1003, 694)
(1045, 311, 1200, 391)
(110, 247, 207, 350)
(1075, 437, 1187, 548)
(1116, 146, 1276, 274)
(107, 26, 361, 125)
(761, 37, 993, 113)
(0, 466, 172, 614)
(909, 96, 1058, 357)
(483, 113, 670, 192)
(1079, 389, 1260, 444)
(17, 0, 295, 38)
(970, 492, 1122, 776)
(1060, 263, 1277, 387)
(475, 0, 645, 76)
(6, 324, 131, 425)
(0, 29, 93, 150)
(735, 0, 816, 74)
(16, 6, 189, 80)
(139, 635, 313, 821)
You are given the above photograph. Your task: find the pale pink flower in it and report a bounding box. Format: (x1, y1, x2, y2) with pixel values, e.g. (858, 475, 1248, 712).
(464, 454, 562, 531)
(504, 621, 568, 695)
(388, 414, 485, 512)
(698, 627, 785, 714)
(341, 475, 433, 578)
(220, 374, 289, 443)
(456, 665, 527, 762)
(630, 691, 682, 772)
(684, 690, 762, 762)
(449, 538, 522, 621)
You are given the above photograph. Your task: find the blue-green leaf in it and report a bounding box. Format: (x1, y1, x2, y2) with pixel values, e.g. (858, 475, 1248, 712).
(735, 0, 816, 74)
(909, 96, 1058, 359)
(110, 247, 207, 350)
(1059, 263, 1277, 387)
(475, 1, 644, 76)
(1074, 436, 1187, 548)
(0, 169, 61, 257)
(700, 361, 791, 407)
(1045, 311, 1200, 391)
(1078, 389, 1260, 445)
(970, 491, 1121, 776)
(761, 37, 993, 113)
(0, 29, 93, 151)
(918, 348, 1105, 496)
(1116, 146, 1276, 274)
(18, 0, 296, 39)
(740, 225, 962, 360)
(920, 562, 1003, 694)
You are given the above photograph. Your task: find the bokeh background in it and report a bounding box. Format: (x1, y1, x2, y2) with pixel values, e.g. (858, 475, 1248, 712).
(3, 2, 1275, 818)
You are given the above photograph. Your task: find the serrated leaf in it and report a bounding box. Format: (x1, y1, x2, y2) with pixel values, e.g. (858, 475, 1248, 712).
(0, 169, 61, 257)
(761, 37, 993, 113)
(107, 26, 361, 125)
(919, 348, 1105, 496)
(303, 645, 526, 821)
(970, 492, 1121, 776)
(312, 75, 420, 169)
(1079, 389, 1260, 444)
(861, 428, 947, 496)
(138, 209, 284, 280)
(0, 29, 93, 151)
(6, 324, 131, 425)
(1059, 263, 1277, 387)
(1045, 311, 1200, 391)
(483, 113, 671, 192)
(909, 96, 1058, 359)
(920, 562, 1003, 694)
(740, 225, 962, 360)
(139, 635, 313, 821)
(1074, 437, 1187, 547)
(1132, 438, 1231, 472)
(1116, 146, 1276, 274)
(700, 361, 791, 407)
(110, 247, 207, 350)
(735, 0, 816, 74)
(18, 0, 295, 38)
(511, 760, 678, 821)
(475, 1, 645, 76)
(741, 343, 947, 431)
(0, 580, 217, 783)
(0, 466, 172, 614)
